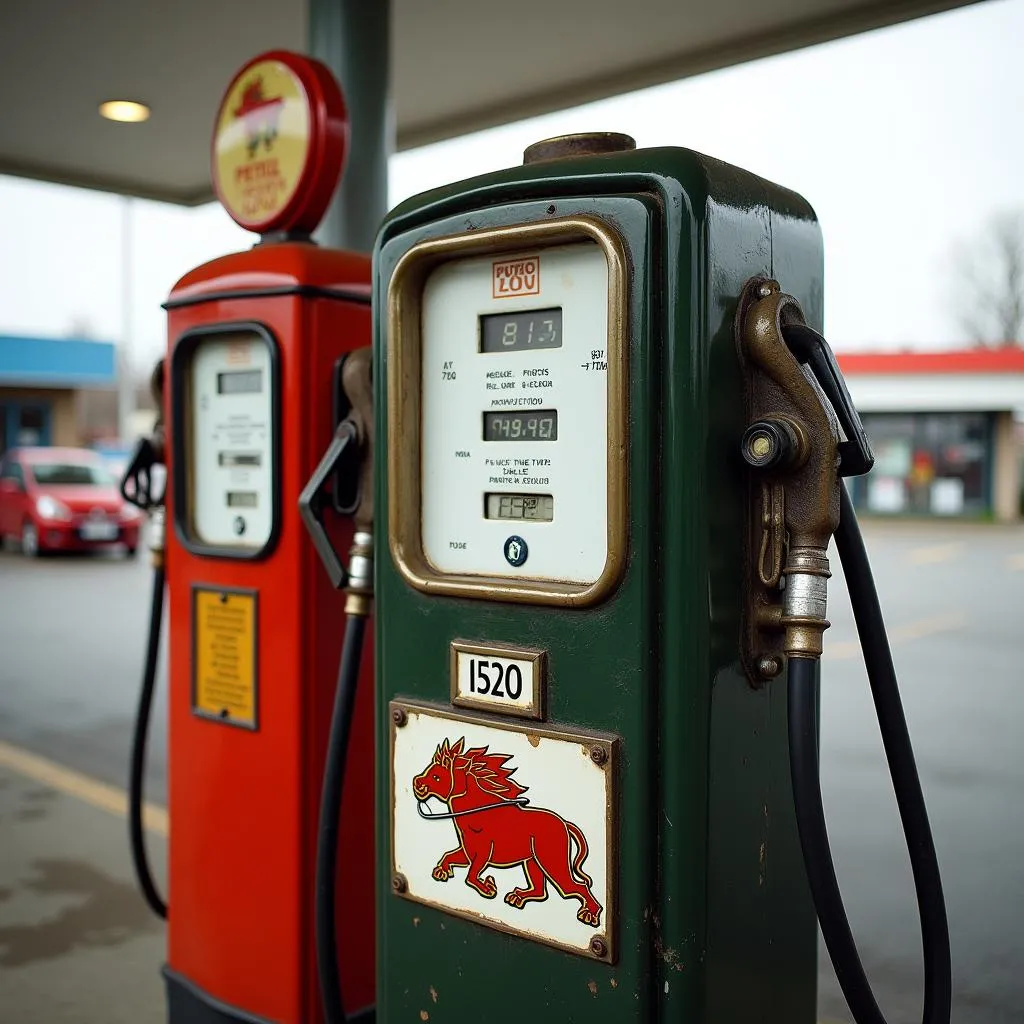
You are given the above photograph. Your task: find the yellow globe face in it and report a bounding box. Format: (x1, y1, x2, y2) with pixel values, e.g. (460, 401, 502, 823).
(213, 59, 311, 230)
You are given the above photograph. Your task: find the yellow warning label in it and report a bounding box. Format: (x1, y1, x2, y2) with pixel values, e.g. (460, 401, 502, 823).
(193, 588, 257, 728)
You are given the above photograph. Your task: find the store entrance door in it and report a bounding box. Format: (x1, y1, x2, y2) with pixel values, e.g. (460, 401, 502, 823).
(0, 401, 52, 453)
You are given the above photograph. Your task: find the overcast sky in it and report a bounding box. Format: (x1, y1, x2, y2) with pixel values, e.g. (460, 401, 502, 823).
(1, 0, 1021, 371)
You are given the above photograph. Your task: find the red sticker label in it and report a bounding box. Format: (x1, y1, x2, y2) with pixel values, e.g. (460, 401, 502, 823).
(492, 257, 540, 299)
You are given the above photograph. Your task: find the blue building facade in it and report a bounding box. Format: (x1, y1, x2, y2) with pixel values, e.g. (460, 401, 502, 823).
(0, 335, 117, 452)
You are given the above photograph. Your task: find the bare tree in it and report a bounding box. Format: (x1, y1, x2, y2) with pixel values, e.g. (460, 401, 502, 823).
(951, 210, 1024, 348)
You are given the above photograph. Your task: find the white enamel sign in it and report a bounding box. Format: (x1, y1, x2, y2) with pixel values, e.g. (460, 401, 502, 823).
(391, 702, 616, 960)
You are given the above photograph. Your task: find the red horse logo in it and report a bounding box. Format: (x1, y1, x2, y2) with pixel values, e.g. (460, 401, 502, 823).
(233, 76, 284, 158)
(412, 737, 602, 927)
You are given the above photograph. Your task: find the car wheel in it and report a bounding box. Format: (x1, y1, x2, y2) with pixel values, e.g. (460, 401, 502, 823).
(126, 545, 139, 559)
(21, 521, 40, 558)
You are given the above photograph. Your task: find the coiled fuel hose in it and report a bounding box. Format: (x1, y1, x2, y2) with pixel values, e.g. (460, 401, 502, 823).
(788, 486, 951, 1024)
(316, 530, 373, 1024)
(128, 505, 168, 920)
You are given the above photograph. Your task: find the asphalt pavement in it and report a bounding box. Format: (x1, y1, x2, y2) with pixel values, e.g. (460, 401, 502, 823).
(0, 763, 166, 1024)
(0, 518, 1022, 1022)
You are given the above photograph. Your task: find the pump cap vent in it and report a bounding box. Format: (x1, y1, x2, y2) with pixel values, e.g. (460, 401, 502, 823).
(523, 132, 636, 165)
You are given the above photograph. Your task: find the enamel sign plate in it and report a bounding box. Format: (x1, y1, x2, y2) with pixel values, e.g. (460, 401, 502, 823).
(192, 587, 258, 729)
(390, 701, 617, 961)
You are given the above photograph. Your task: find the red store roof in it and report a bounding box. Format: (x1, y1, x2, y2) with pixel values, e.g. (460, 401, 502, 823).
(837, 349, 1024, 375)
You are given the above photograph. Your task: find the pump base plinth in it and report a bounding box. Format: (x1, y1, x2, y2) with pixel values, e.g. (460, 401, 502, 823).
(163, 967, 375, 1024)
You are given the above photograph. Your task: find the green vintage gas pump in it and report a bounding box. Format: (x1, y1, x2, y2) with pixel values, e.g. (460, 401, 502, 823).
(307, 133, 951, 1024)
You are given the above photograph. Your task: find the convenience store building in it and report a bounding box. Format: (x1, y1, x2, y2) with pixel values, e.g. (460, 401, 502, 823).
(838, 349, 1024, 522)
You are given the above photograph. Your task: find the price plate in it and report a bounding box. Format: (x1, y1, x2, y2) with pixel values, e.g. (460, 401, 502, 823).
(450, 640, 545, 720)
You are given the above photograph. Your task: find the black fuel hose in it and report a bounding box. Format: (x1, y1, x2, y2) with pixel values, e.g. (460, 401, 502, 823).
(129, 562, 168, 920)
(316, 613, 368, 1024)
(788, 485, 951, 1024)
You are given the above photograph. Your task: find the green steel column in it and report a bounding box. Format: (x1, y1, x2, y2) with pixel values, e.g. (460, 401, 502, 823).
(308, 0, 392, 252)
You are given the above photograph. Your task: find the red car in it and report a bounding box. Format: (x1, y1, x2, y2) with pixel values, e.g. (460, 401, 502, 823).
(0, 447, 143, 557)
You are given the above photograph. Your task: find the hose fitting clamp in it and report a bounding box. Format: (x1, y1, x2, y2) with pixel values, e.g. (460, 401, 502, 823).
(344, 530, 373, 617)
(148, 506, 166, 568)
(781, 546, 831, 658)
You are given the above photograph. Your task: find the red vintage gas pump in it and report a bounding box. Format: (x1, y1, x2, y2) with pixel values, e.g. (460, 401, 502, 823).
(128, 51, 375, 1024)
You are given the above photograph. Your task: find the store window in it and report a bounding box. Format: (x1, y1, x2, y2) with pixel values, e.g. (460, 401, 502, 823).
(15, 405, 46, 446)
(0, 402, 51, 452)
(857, 413, 991, 516)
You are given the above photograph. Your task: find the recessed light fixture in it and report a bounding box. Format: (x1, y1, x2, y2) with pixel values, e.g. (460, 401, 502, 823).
(99, 100, 151, 123)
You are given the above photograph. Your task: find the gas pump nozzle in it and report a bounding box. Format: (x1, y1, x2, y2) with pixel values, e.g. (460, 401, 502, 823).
(121, 359, 167, 523)
(300, 347, 374, 608)
(122, 357, 169, 922)
(300, 346, 375, 1024)
(339, 347, 374, 619)
(739, 277, 951, 1024)
(740, 279, 841, 660)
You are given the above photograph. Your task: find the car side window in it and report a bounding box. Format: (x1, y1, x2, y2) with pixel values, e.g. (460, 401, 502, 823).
(3, 460, 25, 486)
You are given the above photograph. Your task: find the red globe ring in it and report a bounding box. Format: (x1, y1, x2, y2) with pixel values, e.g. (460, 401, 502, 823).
(211, 50, 349, 237)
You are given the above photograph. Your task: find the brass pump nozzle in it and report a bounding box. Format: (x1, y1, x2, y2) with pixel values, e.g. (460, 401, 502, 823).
(741, 280, 841, 659)
(340, 348, 374, 618)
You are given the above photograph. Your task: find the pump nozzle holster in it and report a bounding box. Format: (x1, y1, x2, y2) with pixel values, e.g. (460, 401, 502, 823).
(299, 347, 374, 612)
(738, 278, 842, 671)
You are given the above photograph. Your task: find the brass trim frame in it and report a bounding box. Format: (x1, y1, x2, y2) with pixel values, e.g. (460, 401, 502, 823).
(389, 699, 618, 963)
(449, 639, 547, 720)
(386, 216, 629, 606)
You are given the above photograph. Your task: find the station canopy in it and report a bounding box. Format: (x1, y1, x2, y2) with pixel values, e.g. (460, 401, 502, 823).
(0, 0, 972, 205)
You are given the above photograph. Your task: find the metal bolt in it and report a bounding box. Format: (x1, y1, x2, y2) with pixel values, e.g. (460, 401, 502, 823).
(589, 746, 608, 767)
(392, 873, 408, 894)
(589, 936, 607, 957)
(391, 707, 407, 728)
(741, 418, 801, 472)
(758, 655, 782, 679)
(758, 282, 775, 299)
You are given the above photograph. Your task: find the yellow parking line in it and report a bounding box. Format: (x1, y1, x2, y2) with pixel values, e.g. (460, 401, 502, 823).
(0, 739, 168, 837)
(827, 611, 966, 661)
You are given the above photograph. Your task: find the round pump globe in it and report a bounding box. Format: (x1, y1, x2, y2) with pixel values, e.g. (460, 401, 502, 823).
(211, 50, 349, 237)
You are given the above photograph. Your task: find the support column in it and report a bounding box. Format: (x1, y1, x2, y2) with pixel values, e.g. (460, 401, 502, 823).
(308, 0, 393, 253)
(992, 410, 1021, 523)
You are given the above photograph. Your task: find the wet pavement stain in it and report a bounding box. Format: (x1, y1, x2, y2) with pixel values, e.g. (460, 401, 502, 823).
(23, 788, 58, 803)
(0, 888, 11, 903)
(15, 806, 48, 822)
(0, 859, 161, 967)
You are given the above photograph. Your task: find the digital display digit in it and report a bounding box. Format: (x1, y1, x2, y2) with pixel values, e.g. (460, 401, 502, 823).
(218, 452, 262, 468)
(484, 493, 554, 522)
(483, 410, 558, 442)
(217, 369, 263, 395)
(480, 308, 562, 353)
